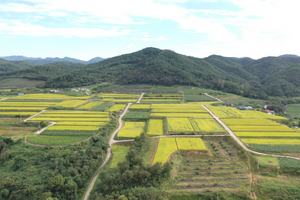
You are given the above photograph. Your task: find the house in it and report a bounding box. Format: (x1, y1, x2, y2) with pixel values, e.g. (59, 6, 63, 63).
(80, 88, 89, 92)
(50, 90, 57, 93)
(18, 93, 24, 96)
(71, 88, 78, 92)
(266, 110, 275, 115)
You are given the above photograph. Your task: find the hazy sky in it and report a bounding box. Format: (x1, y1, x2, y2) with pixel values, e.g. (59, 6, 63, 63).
(0, 0, 299, 60)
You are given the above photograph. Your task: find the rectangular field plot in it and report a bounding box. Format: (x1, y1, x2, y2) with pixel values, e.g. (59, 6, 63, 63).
(151, 113, 211, 118)
(48, 125, 99, 130)
(152, 137, 178, 165)
(241, 138, 300, 145)
(222, 119, 281, 126)
(141, 99, 181, 102)
(0, 107, 47, 110)
(27, 135, 89, 146)
(235, 132, 300, 137)
(168, 118, 195, 132)
(118, 122, 145, 138)
(40, 130, 96, 137)
(184, 95, 215, 102)
(190, 118, 225, 133)
(207, 106, 247, 118)
(99, 93, 139, 99)
(11, 94, 90, 100)
(122, 111, 149, 121)
(176, 138, 207, 150)
(106, 104, 126, 112)
(29, 117, 110, 122)
(110, 145, 131, 169)
(0, 112, 38, 116)
(77, 102, 101, 110)
(278, 157, 300, 169)
(129, 104, 151, 109)
(0, 102, 55, 107)
(147, 119, 164, 136)
(38, 113, 108, 118)
(241, 110, 287, 120)
(44, 111, 109, 114)
(248, 144, 300, 153)
(53, 100, 87, 108)
(229, 125, 295, 132)
(56, 121, 106, 126)
(258, 156, 280, 167)
(101, 98, 137, 103)
(151, 104, 207, 113)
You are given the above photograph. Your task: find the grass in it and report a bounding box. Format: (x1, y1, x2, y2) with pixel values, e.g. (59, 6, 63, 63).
(106, 104, 127, 112)
(241, 138, 300, 145)
(99, 93, 139, 98)
(184, 95, 215, 102)
(118, 122, 145, 138)
(152, 137, 178, 165)
(287, 104, 300, 118)
(122, 111, 149, 121)
(190, 118, 225, 133)
(27, 135, 89, 145)
(176, 138, 207, 150)
(258, 156, 280, 167)
(167, 118, 195, 132)
(151, 86, 179, 94)
(110, 145, 131, 169)
(235, 132, 300, 137)
(147, 119, 164, 136)
(40, 130, 96, 136)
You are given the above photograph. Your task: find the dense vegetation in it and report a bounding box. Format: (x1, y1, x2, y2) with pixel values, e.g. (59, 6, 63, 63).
(91, 133, 172, 199)
(0, 113, 118, 200)
(0, 58, 33, 74)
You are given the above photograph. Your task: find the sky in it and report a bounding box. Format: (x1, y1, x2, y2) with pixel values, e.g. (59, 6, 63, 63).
(0, 0, 300, 61)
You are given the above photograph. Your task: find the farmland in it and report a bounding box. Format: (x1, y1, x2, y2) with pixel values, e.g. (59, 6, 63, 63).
(235, 132, 300, 137)
(110, 145, 131, 169)
(257, 156, 280, 167)
(168, 118, 195, 132)
(176, 138, 207, 150)
(122, 111, 149, 121)
(152, 137, 178, 164)
(151, 112, 211, 118)
(118, 122, 145, 138)
(47, 125, 99, 130)
(30, 117, 110, 121)
(184, 94, 215, 102)
(99, 93, 140, 99)
(129, 104, 151, 110)
(27, 135, 89, 145)
(106, 104, 126, 112)
(52, 100, 87, 108)
(228, 125, 295, 132)
(11, 93, 90, 99)
(286, 104, 300, 118)
(0, 111, 38, 116)
(147, 119, 164, 136)
(190, 118, 225, 133)
(241, 138, 300, 145)
(101, 98, 137, 102)
(77, 101, 101, 110)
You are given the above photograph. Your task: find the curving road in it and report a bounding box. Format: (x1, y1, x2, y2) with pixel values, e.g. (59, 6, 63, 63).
(202, 104, 300, 160)
(83, 103, 132, 200)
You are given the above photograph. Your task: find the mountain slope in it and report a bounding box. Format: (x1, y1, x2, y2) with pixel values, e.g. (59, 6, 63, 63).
(0, 58, 33, 73)
(44, 48, 250, 94)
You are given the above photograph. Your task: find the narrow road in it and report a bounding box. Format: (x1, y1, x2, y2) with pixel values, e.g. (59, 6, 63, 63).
(136, 93, 144, 103)
(202, 104, 300, 160)
(83, 103, 132, 200)
(24, 110, 46, 122)
(203, 93, 225, 103)
(0, 98, 9, 101)
(35, 122, 56, 135)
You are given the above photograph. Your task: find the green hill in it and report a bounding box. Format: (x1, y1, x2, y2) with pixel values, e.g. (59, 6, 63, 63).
(0, 58, 33, 73)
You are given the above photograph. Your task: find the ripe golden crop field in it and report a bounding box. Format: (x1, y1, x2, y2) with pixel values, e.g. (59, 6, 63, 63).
(152, 137, 178, 165)
(176, 138, 207, 150)
(147, 119, 164, 136)
(190, 118, 225, 133)
(118, 122, 145, 138)
(168, 118, 195, 132)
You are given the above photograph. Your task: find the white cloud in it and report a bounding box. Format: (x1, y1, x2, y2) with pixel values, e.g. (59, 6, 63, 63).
(0, 20, 131, 38)
(154, 36, 165, 41)
(126, 44, 134, 48)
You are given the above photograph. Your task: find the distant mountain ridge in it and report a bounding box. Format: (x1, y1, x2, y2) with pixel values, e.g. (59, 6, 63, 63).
(0, 56, 105, 65)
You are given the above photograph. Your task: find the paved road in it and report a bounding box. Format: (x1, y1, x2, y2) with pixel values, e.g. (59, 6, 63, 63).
(136, 93, 144, 103)
(202, 104, 300, 160)
(83, 103, 132, 200)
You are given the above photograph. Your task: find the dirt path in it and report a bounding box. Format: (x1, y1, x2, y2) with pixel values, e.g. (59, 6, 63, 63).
(136, 93, 144, 103)
(202, 104, 300, 160)
(35, 122, 56, 135)
(203, 93, 225, 103)
(0, 98, 9, 101)
(24, 110, 46, 122)
(82, 103, 132, 200)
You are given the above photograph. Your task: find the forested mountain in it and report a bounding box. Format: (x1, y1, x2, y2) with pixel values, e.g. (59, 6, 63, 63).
(0, 56, 105, 65)
(44, 48, 254, 96)
(0, 62, 85, 81)
(0, 59, 33, 74)
(2, 48, 300, 98)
